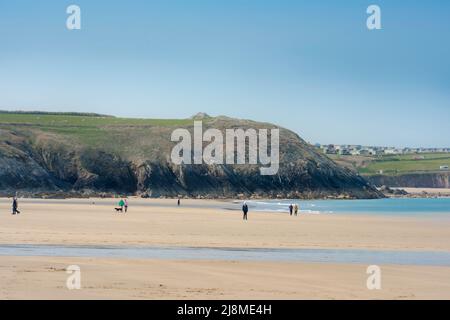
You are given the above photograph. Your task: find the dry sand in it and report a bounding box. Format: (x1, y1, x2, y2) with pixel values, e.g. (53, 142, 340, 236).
(1, 198, 450, 299)
(396, 187, 450, 196)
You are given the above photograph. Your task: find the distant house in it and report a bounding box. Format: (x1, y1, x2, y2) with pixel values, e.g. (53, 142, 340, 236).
(384, 148, 397, 155)
(317, 143, 449, 156)
(359, 149, 370, 156)
(325, 144, 337, 154)
(404, 148, 418, 154)
(440, 165, 449, 170)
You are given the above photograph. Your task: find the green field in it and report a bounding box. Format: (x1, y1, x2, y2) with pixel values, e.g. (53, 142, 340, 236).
(326, 152, 450, 176)
(0, 112, 195, 159)
(351, 153, 450, 175)
(0, 112, 192, 128)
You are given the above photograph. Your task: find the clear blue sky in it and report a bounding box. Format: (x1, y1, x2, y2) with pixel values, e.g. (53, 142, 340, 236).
(0, 0, 449, 147)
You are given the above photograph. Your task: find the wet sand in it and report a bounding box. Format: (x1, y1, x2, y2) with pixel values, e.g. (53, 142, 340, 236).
(1, 256, 450, 299)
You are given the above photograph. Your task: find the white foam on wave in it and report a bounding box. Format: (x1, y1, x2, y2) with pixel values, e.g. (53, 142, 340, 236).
(232, 199, 334, 215)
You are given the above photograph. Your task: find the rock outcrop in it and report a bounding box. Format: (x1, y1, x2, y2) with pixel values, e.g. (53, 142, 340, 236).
(0, 113, 383, 199)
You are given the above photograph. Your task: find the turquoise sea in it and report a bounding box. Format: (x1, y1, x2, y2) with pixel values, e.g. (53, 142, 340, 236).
(242, 198, 450, 216)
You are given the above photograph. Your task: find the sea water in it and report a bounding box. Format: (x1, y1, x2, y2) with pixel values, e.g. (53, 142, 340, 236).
(242, 197, 450, 216)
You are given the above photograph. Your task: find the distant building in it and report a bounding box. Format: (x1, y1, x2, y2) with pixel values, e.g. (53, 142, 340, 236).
(339, 148, 351, 156)
(359, 149, 370, 156)
(325, 144, 337, 154)
(384, 148, 397, 155)
(318, 143, 449, 156)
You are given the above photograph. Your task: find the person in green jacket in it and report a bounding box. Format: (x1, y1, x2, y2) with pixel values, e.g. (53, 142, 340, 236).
(118, 199, 125, 212)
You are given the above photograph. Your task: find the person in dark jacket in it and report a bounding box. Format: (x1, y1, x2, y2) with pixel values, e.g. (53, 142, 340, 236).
(12, 197, 20, 215)
(242, 202, 249, 220)
(289, 204, 293, 216)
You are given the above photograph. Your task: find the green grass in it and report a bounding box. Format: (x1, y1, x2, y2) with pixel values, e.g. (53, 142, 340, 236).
(0, 113, 192, 127)
(358, 153, 450, 175)
(0, 112, 197, 159)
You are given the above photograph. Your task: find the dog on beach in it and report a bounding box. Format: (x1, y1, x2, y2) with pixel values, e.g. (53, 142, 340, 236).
(114, 207, 123, 212)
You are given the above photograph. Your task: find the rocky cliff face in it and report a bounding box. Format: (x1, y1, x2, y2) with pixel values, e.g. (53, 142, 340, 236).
(0, 115, 383, 199)
(367, 172, 450, 189)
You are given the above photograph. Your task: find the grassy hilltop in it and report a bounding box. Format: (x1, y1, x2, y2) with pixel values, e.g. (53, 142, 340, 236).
(359, 153, 450, 176)
(328, 153, 450, 188)
(0, 112, 192, 160)
(0, 111, 382, 198)
(330, 153, 450, 176)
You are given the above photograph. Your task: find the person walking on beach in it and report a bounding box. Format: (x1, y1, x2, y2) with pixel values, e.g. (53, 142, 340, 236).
(118, 199, 125, 213)
(124, 199, 128, 213)
(294, 203, 299, 216)
(177, 198, 180, 206)
(242, 202, 249, 220)
(289, 204, 293, 216)
(12, 197, 20, 215)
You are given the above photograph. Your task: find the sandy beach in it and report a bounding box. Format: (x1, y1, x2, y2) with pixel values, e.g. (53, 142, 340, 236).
(395, 187, 450, 197)
(2, 256, 450, 300)
(1, 198, 450, 299)
(1, 198, 450, 251)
